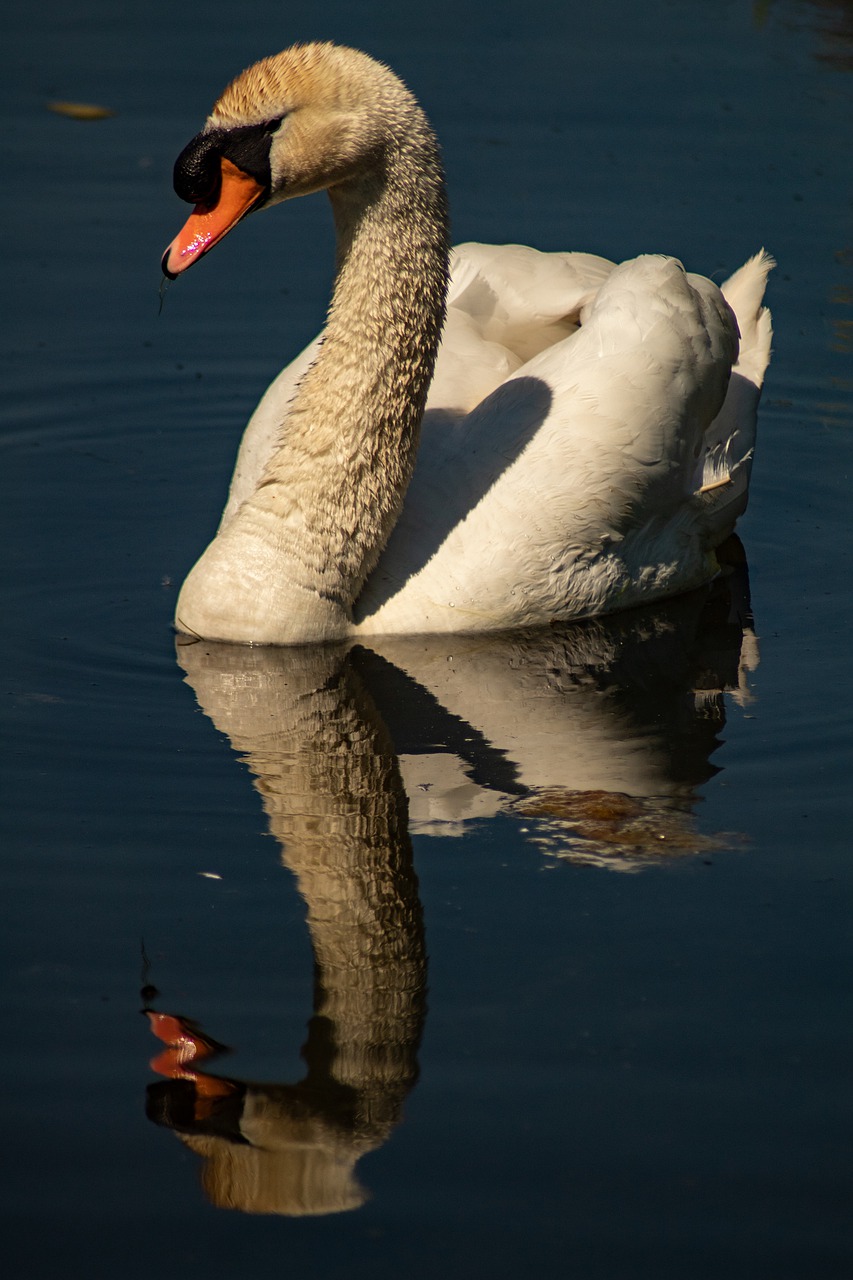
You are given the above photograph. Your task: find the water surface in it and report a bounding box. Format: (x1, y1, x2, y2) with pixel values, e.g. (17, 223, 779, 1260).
(2, 1, 852, 1276)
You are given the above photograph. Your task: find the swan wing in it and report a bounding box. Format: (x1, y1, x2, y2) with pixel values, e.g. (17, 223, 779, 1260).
(430, 243, 615, 410)
(356, 254, 749, 634)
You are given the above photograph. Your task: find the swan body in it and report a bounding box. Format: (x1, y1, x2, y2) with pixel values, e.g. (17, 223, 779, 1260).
(163, 43, 772, 645)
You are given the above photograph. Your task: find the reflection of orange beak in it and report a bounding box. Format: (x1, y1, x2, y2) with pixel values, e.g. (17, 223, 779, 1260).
(146, 1010, 235, 1106)
(162, 156, 266, 277)
(147, 1011, 219, 1075)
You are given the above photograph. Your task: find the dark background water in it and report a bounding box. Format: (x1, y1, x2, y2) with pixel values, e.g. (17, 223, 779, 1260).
(2, 1, 852, 1276)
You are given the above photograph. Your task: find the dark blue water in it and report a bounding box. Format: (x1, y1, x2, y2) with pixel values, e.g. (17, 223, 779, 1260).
(3, 1, 852, 1276)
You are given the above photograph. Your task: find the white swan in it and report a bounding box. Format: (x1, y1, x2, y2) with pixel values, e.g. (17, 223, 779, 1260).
(162, 42, 773, 645)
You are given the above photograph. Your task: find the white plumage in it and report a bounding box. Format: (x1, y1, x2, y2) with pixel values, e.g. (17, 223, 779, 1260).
(163, 43, 772, 645)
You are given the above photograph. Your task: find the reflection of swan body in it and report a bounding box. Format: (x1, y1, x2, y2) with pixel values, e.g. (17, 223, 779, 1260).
(146, 567, 755, 1213)
(163, 42, 773, 645)
(360, 563, 757, 862)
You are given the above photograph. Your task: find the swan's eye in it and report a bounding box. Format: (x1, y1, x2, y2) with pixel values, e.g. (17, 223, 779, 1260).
(220, 118, 284, 185)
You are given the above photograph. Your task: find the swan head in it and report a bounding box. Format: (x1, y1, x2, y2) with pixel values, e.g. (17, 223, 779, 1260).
(162, 43, 431, 279)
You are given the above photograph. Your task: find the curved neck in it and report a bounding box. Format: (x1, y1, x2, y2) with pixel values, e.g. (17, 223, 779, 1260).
(248, 128, 449, 621)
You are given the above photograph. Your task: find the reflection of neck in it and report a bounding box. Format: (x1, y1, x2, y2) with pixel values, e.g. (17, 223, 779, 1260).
(179, 641, 426, 1118)
(255, 657, 426, 1113)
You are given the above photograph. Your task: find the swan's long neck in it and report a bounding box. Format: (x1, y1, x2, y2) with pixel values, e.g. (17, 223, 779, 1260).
(257, 139, 449, 599)
(174, 101, 449, 646)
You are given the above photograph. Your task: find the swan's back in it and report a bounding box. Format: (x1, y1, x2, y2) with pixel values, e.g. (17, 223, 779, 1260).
(353, 246, 773, 635)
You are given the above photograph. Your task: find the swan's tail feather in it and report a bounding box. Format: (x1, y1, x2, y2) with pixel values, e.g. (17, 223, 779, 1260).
(721, 249, 775, 389)
(699, 250, 774, 543)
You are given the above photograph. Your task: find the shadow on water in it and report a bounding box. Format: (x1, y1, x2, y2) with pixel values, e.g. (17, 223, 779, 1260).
(143, 549, 756, 1216)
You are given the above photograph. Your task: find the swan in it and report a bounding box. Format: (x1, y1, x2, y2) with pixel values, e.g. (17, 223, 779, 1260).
(162, 42, 773, 645)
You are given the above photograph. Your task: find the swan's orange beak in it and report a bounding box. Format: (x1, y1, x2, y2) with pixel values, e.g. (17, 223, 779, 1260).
(161, 156, 266, 278)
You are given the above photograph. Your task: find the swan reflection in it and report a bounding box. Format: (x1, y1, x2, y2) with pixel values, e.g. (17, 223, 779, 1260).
(145, 552, 755, 1213)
